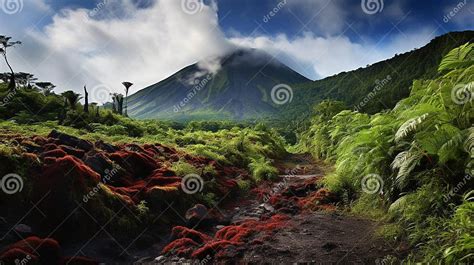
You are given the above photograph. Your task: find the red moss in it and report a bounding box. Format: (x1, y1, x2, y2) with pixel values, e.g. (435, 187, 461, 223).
(43, 143, 59, 151)
(109, 151, 157, 179)
(216, 226, 252, 242)
(33, 136, 48, 145)
(192, 240, 240, 259)
(161, 238, 199, 256)
(298, 188, 337, 209)
(42, 149, 67, 159)
(4, 236, 61, 264)
(0, 248, 39, 263)
(171, 226, 211, 244)
(59, 145, 85, 158)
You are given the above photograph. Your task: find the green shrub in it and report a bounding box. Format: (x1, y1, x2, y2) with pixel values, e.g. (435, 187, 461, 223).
(249, 156, 278, 182)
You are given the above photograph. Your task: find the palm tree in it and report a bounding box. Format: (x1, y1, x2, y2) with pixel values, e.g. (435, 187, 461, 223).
(122, 81, 133, 116)
(61, 91, 82, 111)
(0, 36, 21, 91)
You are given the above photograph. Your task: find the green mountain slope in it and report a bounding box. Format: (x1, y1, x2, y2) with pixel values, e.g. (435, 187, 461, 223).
(283, 31, 474, 120)
(127, 49, 310, 120)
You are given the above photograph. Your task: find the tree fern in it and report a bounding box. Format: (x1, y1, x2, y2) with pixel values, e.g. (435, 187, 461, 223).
(395, 113, 430, 142)
(438, 43, 474, 72)
(391, 145, 424, 189)
(465, 127, 474, 158)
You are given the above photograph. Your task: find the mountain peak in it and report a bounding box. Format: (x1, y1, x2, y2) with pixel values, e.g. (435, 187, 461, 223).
(127, 48, 309, 120)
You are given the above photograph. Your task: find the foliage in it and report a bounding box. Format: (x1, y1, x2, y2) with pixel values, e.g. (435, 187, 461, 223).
(300, 43, 474, 263)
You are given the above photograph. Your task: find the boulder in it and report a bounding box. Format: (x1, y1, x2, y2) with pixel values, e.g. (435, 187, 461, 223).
(185, 204, 208, 225)
(48, 130, 93, 152)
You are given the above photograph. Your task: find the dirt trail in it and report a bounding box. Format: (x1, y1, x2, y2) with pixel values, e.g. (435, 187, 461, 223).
(235, 154, 396, 264)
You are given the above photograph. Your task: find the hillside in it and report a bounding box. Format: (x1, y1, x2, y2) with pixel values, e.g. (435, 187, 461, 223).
(127, 49, 309, 121)
(285, 31, 474, 117)
(128, 31, 474, 122)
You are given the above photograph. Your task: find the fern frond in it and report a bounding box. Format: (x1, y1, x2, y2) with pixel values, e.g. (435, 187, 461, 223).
(439, 43, 474, 72)
(391, 145, 424, 189)
(395, 113, 429, 142)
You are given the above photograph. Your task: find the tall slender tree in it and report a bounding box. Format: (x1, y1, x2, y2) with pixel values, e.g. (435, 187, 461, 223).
(122, 81, 133, 116)
(0, 36, 21, 91)
(83, 85, 89, 113)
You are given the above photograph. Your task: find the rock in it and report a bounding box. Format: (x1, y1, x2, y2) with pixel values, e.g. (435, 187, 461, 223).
(263, 203, 275, 212)
(216, 225, 225, 230)
(154, 255, 166, 262)
(185, 204, 208, 226)
(95, 140, 118, 153)
(59, 145, 85, 158)
(48, 130, 93, 152)
(14, 224, 32, 234)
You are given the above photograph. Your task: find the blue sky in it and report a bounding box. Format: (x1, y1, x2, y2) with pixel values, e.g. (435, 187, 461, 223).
(0, 0, 472, 100)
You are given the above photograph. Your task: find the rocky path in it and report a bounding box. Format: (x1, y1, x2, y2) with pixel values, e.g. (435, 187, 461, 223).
(145, 154, 399, 264)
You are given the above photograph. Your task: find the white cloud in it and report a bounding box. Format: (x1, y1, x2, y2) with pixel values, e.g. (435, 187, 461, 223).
(230, 28, 436, 80)
(1, 0, 234, 103)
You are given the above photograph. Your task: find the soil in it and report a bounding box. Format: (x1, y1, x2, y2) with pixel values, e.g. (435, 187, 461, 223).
(138, 154, 402, 264)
